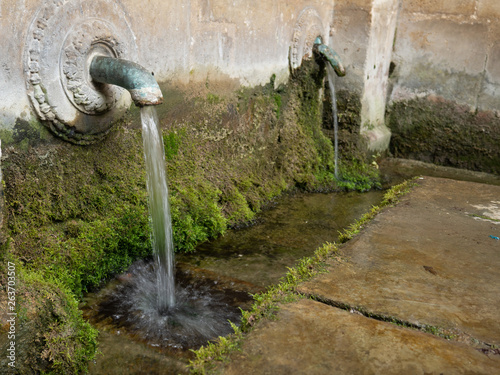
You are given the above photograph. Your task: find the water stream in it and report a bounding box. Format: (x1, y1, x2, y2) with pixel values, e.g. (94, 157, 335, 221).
(141, 106, 176, 310)
(84, 111, 500, 374)
(85, 108, 244, 361)
(84, 188, 386, 374)
(326, 65, 339, 180)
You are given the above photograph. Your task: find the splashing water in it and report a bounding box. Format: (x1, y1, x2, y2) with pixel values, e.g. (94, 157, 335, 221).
(141, 106, 175, 311)
(326, 65, 339, 179)
(97, 261, 243, 349)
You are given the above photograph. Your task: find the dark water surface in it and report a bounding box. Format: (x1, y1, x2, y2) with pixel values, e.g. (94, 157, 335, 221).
(176, 189, 385, 287)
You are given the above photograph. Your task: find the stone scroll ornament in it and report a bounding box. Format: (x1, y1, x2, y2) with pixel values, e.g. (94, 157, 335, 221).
(290, 7, 326, 72)
(24, 0, 138, 145)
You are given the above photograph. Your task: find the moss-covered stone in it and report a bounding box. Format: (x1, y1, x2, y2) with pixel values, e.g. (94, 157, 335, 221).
(0, 262, 98, 374)
(388, 97, 500, 175)
(0, 117, 53, 151)
(321, 87, 381, 191)
(0, 54, 381, 373)
(0, 125, 148, 372)
(2, 124, 151, 296)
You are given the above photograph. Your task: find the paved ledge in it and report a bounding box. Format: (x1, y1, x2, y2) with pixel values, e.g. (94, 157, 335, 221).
(219, 177, 500, 374)
(299, 177, 500, 346)
(221, 299, 500, 375)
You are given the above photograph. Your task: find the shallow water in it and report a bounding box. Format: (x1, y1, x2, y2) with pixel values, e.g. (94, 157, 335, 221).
(176, 189, 385, 287)
(84, 262, 253, 374)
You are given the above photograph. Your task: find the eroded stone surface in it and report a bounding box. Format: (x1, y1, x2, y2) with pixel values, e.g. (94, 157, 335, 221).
(221, 299, 500, 375)
(299, 177, 500, 346)
(218, 177, 500, 374)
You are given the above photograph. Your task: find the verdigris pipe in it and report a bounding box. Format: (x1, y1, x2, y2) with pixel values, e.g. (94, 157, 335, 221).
(89, 56, 163, 106)
(314, 36, 346, 77)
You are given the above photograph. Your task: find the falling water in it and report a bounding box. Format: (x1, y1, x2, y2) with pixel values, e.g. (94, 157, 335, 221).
(87, 107, 244, 350)
(140, 106, 175, 311)
(326, 65, 339, 179)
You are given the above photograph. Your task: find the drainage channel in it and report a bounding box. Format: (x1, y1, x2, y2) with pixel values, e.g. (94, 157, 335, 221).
(84, 189, 385, 374)
(85, 161, 500, 373)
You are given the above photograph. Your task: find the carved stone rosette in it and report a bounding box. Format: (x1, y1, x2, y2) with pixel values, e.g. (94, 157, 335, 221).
(24, 0, 138, 144)
(290, 7, 325, 72)
(61, 20, 126, 116)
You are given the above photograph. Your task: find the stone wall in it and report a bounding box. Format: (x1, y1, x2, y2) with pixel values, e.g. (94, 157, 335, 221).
(333, 0, 399, 151)
(387, 0, 500, 173)
(390, 0, 500, 113)
(0, 0, 335, 132)
(1, 1, 499, 372)
(1, 1, 498, 153)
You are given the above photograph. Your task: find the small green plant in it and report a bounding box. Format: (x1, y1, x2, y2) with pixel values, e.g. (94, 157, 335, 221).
(336, 159, 382, 192)
(189, 322, 243, 374)
(273, 93, 282, 119)
(338, 178, 417, 243)
(468, 213, 500, 222)
(188, 242, 338, 373)
(206, 92, 221, 104)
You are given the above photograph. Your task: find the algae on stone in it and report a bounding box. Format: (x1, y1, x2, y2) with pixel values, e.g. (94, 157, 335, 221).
(388, 97, 500, 175)
(0, 268, 98, 374)
(0, 54, 381, 373)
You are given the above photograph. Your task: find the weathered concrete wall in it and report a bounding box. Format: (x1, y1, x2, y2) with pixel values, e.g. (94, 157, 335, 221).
(0, 0, 334, 132)
(332, 0, 500, 152)
(386, 0, 500, 174)
(390, 0, 500, 113)
(359, 0, 399, 151)
(333, 0, 399, 151)
(331, 0, 373, 97)
(2, 0, 498, 151)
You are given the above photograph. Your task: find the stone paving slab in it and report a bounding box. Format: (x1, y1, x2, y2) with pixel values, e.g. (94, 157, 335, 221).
(218, 177, 500, 374)
(221, 299, 500, 375)
(298, 177, 500, 346)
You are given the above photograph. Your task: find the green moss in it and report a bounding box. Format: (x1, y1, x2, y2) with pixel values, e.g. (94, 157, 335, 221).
(336, 158, 382, 192)
(0, 122, 151, 372)
(0, 265, 98, 374)
(338, 178, 416, 243)
(0, 128, 14, 145)
(0, 118, 52, 150)
(467, 213, 500, 223)
(160, 64, 335, 248)
(189, 322, 243, 374)
(169, 185, 227, 253)
(163, 129, 182, 160)
(388, 97, 500, 175)
(3, 125, 151, 297)
(273, 93, 283, 119)
(206, 93, 222, 104)
(2, 51, 382, 374)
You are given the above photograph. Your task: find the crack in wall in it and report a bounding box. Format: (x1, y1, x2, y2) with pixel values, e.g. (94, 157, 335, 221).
(475, 51, 489, 112)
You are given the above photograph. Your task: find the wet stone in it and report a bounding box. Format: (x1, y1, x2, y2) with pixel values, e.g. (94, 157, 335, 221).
(220, 299, 500, 375)
(299, 177, 500, 346)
